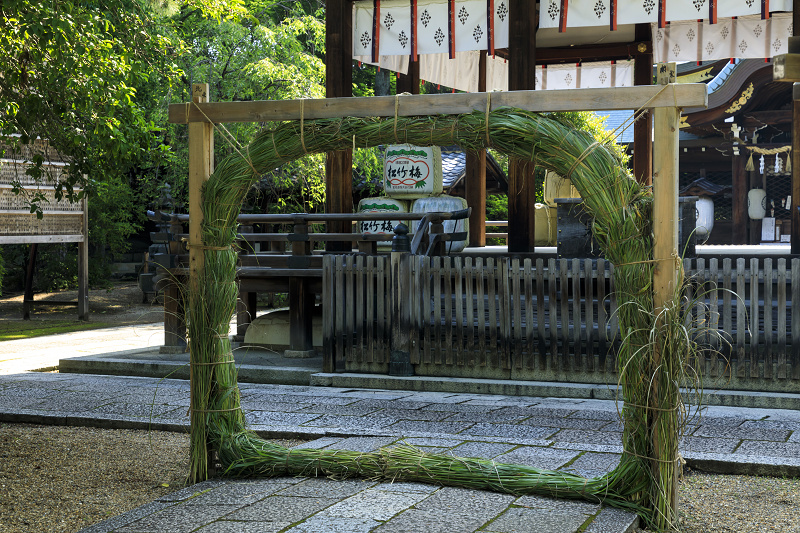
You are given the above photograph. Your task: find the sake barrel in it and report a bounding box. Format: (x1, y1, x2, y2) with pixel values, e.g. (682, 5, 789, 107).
(411, 195, 469, 253)
(384, 145, 443, 199)
(543, 171, 580, 207)
(534, 203, 558, 246)
(357, 197, 409, 248)
(695, 196, 714, 237)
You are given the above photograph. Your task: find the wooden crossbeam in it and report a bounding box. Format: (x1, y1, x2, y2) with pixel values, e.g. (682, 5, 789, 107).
(169, 85, 708, 124)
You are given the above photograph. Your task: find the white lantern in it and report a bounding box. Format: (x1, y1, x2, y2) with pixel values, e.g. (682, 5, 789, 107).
(695, 197, 714, 237)
(748, 189, 767, 220)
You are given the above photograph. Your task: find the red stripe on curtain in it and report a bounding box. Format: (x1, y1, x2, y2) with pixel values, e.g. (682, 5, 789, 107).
(449, 0, 456, 59)
(658, 0, 666, 29)
(709, 0, 717, 24)
(411, 0, 418, 61)
(559, 0, 568, 33)
(762, 0, 770, 20)
(488, 0, 495, 55)
(610, 0, 617, 31)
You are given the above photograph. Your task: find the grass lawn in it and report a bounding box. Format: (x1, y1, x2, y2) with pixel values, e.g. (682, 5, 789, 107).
(0, 320, 116, 341)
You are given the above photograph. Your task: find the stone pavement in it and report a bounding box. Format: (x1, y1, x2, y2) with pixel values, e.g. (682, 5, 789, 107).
(3, 371, 800, 532)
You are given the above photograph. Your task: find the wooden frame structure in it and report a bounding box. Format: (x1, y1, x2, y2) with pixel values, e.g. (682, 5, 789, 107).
(169, 78, 706, 360)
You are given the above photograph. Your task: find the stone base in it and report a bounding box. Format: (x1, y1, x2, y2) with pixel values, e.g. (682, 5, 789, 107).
(284, 349, 318, 359)
(159, 345, 187, 354)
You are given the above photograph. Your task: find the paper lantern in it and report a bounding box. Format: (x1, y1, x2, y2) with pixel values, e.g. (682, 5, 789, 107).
(695, 197, 714, 237)
(411, 195, 469, 253)
(748, 189, 767, 220)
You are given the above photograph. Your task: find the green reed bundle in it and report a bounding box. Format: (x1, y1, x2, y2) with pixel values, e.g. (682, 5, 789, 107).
(188, 107, 699, 530)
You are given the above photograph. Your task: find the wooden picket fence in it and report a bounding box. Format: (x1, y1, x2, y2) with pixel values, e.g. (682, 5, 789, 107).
(322, 254, 800, 391)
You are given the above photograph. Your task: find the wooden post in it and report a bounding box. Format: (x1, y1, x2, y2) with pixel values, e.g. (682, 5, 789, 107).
(325, 0, 353, 252)
(633, 24, 653, 186)
(22, 243, 37, 320)
(749, 165, 761, 245)
(507, 0, 537, 253)
(732, 152, 748, 245)
(389, 224, 412, 376)
(288, 217, 315, 357)
(77, 194, 89, 320)
(467, 51, 487, 247)
(793, 83, 800, 253)
(651, 61, 680, 522)
(396, 61, 420, 95)
(188, 83, 214, 290)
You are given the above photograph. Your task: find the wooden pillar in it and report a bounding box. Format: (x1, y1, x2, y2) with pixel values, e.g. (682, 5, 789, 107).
(507, 0, 537, 253)
(188, 82, 214, 325)
(467, 51, 487, 247)
(325, 0, 353, 252)
(77, 195, 89, 320)
(651, 61, 680, 522)
(396, 61, 420, 95)
(633, 24, 653, 186)
(288, 218, 315, 356)
(732, 153, 748, 245)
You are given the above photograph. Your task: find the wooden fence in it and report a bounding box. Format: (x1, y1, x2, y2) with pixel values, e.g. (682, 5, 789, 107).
(322, 254, 800, 392)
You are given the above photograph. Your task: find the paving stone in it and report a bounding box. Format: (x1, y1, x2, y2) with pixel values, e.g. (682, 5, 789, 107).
(691, 424, 790, 442)
(567, 409, 621, 421)
(549, 429, 622, 446)
(117, 504, 240, 532)
(421, 402, 505, 413)
(184, 480, 294, 506)
(241, 400, 316, 412)
(554, 442, 625, 454)
(351, 399, 433, 410)
(414, 486, 515, 518)
(526, 406, 579, 418)
(299, 414, 394, 429)
(277, 478, 377, 499)
(372, 508, 487, 533)
(680, 436, 739, 454)
(292, 437, 343, 449)
(451, 441, 517, 459)
(514, 494, 600, 514)
(385, 420, 475, 435)
(91, 403, 185, 418)
(735, 440, 800, 458)
(596, 421, 624, 432)
(340, 391, 415, 400)
(789, 431, 800, 443)
(495, 446, 579, 470)
(319, 489, 428, 520)
(195, 521, 293, 533)
(296, 403, 383, 416)
(520, 416, 610, 430)
(224, 496, 338, 522)
(285, 516, 382, 533)
(156, 480, 227, 502)
(77, 501, 174, 533)
(560, 452, 622, 476)
(401, 437, 464, 448)
(741, 419, 800, 432)
(244, 411, 322, 426)
(461, 423, 557, 440)
(323, 436, 399, 453)
(375, 408, 457, 422)
(373, 481, 440, 493)
(584, 507, 640, 533)
(483, 506, 589, 533)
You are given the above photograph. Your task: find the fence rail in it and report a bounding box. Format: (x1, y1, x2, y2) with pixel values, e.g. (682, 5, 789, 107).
(322, 255, 800, 391)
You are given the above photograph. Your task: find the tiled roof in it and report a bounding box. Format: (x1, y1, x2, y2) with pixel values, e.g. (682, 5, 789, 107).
(440, 146, 466, 189)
